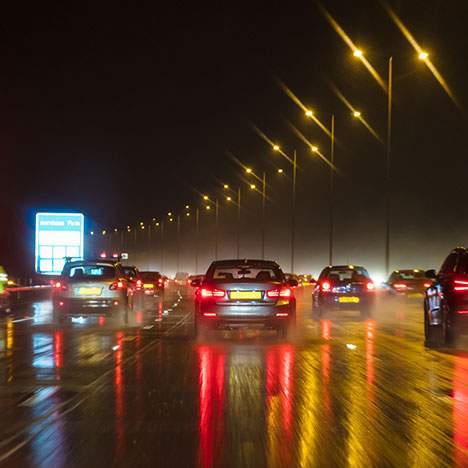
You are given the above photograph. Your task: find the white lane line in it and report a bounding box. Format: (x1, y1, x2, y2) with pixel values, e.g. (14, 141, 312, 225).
(11, 317, 34, 323)
(19, 387, 59, 407)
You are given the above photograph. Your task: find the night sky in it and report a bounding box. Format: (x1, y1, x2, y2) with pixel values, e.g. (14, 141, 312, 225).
(1, 0, 467, 276)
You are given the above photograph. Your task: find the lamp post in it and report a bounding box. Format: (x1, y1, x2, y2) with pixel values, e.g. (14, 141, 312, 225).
(273, 145, 297, 272)
(246, 168, 267, 259)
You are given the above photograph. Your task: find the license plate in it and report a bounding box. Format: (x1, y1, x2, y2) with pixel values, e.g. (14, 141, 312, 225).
(408, 293, 423, 298)
(338, 296, 360, 304)
(143, 283, 154, 289)
(229, 291, 262, 300)
(77, 287, 102, 296)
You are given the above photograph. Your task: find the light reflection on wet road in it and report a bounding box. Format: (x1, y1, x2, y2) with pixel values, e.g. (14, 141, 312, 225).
(0, 286, 467, 466)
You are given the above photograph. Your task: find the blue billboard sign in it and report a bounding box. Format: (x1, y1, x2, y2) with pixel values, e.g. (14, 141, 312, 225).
(35, 212, 85, 275)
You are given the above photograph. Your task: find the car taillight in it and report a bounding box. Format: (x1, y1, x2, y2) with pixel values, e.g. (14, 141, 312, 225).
(110, 280, 125, 290)
(202, 312, 217, 317)
(200, 288, 225, 298)
(394, 283, 407, 289)
(366, 282, 375, 291)
(158, 279, 163, 285)
(53, 281, 67, 290)
(267, 288, 292, 298)
(321, 281, 331, 292)
(424, 282, 432, 288)
(136, 279, 142, 288)
(454, 279, 468, 292)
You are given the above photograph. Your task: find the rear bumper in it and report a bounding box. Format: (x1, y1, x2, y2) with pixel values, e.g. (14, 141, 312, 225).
(55, 298, 123, 312)
(316, 294, 374, 309)
(197, 303, 294, 328)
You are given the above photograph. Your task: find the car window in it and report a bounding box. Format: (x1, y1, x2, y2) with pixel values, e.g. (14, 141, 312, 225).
(66, 264, 115, 280)
(390, 271, 425, 281)
(140, 272, 161, 281)
(210, 266, 283, 281)
(440, 253, 458, 275)
(324, 268, 369, 281)
(456, 254, 468, 275)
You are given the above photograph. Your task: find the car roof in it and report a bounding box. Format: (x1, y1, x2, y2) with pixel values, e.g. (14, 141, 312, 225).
(66, 259, 119, 267)
(210, 259, 280, 268)
(327, 265, 366, 270)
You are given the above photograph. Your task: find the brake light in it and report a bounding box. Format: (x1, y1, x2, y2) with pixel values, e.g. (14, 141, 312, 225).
(200, 288, 225, 298)
(53, 281, 67, 290)
(454, 279, 468, 292)
(366, 282, 375, 291)
(275, 312, 289, 317)
(202, 312, 217, 317)
(424, 282, 432, 288)
(394, 283, 407, 289)
(321, 281, 331, 292)
(136, 279, 142, 288)
(267, 288, 292, 298)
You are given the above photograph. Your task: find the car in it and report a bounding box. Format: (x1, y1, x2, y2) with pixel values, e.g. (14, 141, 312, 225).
(52, 259, 132, 318)
(122, 265, 143, 292)
(385, 269, 433, 298)
(139, 271, 165, 296)
(284, 273, 300, 287)
(188, 274, 205, 286)
(174, 272, 190, 286)
(424, 247, 468, 346)
(313, 265, 375, 317)
(298, 274, 316, 287)
(0, 265, 11, 313)
(192, 259, 297, 338)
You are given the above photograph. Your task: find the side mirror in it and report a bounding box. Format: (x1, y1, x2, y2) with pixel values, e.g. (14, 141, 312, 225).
(288, 279, 299, 288)
(190, 278, 202, 287)
(425, 269, 437, 280)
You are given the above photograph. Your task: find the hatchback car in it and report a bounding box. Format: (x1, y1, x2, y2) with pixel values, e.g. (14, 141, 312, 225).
(424, 247, 468, 346)
(52, 259, 131, 317)
(386, 269, 433, 298)
(313, 265, 375, 316)
(193, 259, 297, 337)
(139, 271, 165, 296)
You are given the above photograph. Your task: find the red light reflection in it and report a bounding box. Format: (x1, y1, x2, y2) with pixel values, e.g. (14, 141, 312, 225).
(114, 331, 124, 458)
(198, 346, 225, 468)
(54, 330, 63, 370)
(321, 319, 332, 341)
(453, 356, 468, 466)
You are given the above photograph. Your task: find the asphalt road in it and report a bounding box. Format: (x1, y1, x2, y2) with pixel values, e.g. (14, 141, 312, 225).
(0, 285, 467, 467)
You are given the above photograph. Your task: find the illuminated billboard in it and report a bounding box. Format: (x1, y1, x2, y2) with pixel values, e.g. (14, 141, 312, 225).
(35, 212, 84, 274)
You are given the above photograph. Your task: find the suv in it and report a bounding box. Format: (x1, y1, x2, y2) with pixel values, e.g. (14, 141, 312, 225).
(193, 259, 297, 337)
(424, 247, 468, 346)
(53, 259, 132, 317)
(313, 265, 375, 317)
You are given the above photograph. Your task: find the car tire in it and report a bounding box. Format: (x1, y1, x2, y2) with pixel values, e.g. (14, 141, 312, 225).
(424, 307, 444, 347)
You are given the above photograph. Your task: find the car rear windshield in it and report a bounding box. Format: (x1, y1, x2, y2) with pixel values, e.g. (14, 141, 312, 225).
(390, 270, 425, 280)
(324, 268, 369, 282)
(208, 265, 283, 282)
(123, 267, 138, 278)
(65, 264, 116, 281)
(140, 272, 161, 281)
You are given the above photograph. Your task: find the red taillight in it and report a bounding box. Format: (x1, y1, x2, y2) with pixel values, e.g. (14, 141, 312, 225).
(321, 281, 331, 292)
(200, 288, 225, 298)
(53, 281, 67, 290)
(136, 279, 142, 288)
(454, 279, 468, 292)
(202, 312, 217, 317)
(394, 283, 407, 290)
(267, 288, 292, 298)
(275, 312, 289, 317)
(424, 282, 432, 288)
(366, 282, 375, 291)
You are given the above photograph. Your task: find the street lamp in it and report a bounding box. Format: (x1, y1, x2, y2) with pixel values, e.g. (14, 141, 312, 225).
(271, 144, 297, 272)
(353, 49, 393, 274)
(246, 169, 268, 259)
(418, 51, 429, 61)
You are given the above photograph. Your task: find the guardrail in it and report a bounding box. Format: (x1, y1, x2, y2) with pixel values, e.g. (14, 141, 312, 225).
(6, 285, 52, 306)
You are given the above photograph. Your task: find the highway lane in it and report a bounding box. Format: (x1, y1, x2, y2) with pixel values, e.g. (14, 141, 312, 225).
(0, 286, 467, 466)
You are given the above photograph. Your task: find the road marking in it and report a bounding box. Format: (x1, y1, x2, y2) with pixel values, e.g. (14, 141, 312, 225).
(11, 317, 34, 323)
(19, 387, 59, 407)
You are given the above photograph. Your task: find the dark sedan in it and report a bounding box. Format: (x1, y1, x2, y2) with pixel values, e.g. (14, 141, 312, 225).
(313, 265, 375, 317)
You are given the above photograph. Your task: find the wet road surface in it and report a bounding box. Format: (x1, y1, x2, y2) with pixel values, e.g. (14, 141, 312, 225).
(0, 285, 467, 467)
